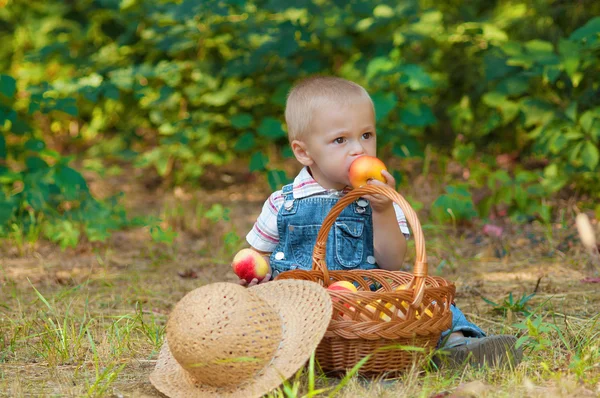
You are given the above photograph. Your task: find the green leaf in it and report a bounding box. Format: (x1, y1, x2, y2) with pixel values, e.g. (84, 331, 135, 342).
(0, 75, 16, 99)
(231, 113, 253, 129)
(558, 39, 581, 80)
(399, 103, 436, 127)
(0, 135, 5, 160)
(55, 166, 89, 200)
(482, 92, 507, 108)
(431, 191, 478, 223)
(543, 66, 561, 84)
(519, 98, 555, 127)
(524, 40, 560, 66)
(514, 186, 528, 209)
(150, 225, 177, 245)
(482, 92, 519, 124)
(452, 143, 475, 165)
(398, 64, 435, 90)
(267, 169, 289, 191)
(24, 139, 46, 152)
(25, 183, 50, 211)
(233, 132, 256, 152)
(496, 75, 530, 96)
(201, 80, 242, 106)
(281, 146, 294, 159)
(155, 155, 170, 176)
(249, 152, 268, 172)
(366, 57, 395, 80)
(10, 117, 32, 135)
(0, 197, 17, 226)
(257, 117, 286, 139)
(371, 91, 397, 121)
(565, 102, 578, 122)
(569, 16, 600, 43)
(55, 98, 78, 116)
(579, 109, 600, 142)
(0, 105, 17, 124)
(581, 141, 599, 170)
(25, 156, 49, 171)
(270, 83, 291, 107)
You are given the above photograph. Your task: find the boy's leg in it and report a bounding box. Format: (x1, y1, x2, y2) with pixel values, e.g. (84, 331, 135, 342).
(439, 304, 486, 341)
(435, 304, 522, 368)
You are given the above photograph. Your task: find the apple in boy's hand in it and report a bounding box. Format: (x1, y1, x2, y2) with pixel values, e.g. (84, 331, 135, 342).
(348, 156, 387, 188)
(231, 248, 270, 284)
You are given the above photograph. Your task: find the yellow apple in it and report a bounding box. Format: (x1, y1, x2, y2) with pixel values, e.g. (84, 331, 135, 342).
(348, 156, 387, 188)
(394, 284, 433, 319)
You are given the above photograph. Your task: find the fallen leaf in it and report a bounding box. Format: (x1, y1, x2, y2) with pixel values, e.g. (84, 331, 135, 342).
(482, 224, 503, 238)
(450, 380, 489, 397)
(580, 277, 600, 283)
(178, 269, 198, 279)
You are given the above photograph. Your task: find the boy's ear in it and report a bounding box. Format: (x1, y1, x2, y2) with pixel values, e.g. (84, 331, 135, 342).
(291, 140, 314, 166)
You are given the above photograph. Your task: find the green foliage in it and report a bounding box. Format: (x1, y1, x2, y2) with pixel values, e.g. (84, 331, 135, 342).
(431, 184, 478, 224)
(482, 291, 536, 317)
(514, 314, 562, 353)
(1, 0, 600, 245)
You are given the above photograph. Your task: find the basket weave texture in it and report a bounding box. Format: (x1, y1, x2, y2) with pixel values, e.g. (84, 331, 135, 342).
(274, 185, 456, 374)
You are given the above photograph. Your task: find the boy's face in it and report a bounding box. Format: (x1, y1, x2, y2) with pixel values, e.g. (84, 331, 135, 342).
(292, 99, 377, 190)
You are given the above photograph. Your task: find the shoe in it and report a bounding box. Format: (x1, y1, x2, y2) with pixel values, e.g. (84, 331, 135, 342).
(434, 335, 523, 369)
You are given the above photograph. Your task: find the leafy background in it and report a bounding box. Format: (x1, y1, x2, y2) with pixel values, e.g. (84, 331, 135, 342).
(1, 0, 600, 248)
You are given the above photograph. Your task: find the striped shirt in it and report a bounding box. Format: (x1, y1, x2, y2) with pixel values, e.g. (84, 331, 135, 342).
(246, 167, 410, 253)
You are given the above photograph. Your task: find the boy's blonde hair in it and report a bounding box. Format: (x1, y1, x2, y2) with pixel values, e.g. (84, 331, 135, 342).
(285, 76, 374, 142)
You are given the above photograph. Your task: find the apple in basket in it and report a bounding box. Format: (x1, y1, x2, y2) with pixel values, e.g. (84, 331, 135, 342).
(231, 248, 270, 283)
(327, 281, 358, 293)
(327, 281, 358, 317)
(348, 156, 387, 188)
(364, 299, 396, 321)
(394, 284, 433, 319)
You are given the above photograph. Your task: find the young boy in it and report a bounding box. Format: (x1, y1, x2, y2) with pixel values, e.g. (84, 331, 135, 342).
(239, 76, 522, 368)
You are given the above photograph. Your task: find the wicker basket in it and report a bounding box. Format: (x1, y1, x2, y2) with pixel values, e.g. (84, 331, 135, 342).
(274, 185, 455, 374)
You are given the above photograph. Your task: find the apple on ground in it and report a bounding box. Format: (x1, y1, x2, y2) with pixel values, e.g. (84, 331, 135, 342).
(348, 156, 388, 188)
(231, 248, 270, 284)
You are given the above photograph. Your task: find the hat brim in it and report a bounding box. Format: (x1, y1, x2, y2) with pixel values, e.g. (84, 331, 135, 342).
(150, 279, 332, 398)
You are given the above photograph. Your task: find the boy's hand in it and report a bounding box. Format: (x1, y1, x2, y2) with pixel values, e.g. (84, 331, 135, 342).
(238, 272, 272, 287)
(364, 169, 395, 212)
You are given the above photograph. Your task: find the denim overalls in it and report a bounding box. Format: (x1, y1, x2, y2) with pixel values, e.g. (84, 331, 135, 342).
(269, 182, 485, 342)
(269, 183, 380, 275)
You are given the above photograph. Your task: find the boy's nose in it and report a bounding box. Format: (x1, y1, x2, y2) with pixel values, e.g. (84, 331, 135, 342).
(350, 141, 366, 155)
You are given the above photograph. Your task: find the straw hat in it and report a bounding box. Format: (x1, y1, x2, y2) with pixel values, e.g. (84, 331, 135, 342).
(149, 279, 332, 397)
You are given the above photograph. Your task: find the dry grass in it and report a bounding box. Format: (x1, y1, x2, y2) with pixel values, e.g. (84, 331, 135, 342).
(1, 167, 600, 397)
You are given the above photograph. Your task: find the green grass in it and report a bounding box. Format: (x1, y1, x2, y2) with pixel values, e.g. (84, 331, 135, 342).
(1, 190, 599, 397)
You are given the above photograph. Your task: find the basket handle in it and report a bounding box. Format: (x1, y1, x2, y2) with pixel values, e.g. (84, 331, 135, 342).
(312, 184, 428, 307)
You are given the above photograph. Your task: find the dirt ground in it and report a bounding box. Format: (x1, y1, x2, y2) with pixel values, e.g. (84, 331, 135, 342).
(1, 162, 599, 397)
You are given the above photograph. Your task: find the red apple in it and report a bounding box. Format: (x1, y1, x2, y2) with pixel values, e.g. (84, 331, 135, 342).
(231, 248, 270, 283)
(348, 156, 387, 188)
(327, 281, 358, 292)
(327, 281, 358, 319)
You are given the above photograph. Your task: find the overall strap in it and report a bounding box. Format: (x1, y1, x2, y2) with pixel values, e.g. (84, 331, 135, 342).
(281, 183, 294, 200)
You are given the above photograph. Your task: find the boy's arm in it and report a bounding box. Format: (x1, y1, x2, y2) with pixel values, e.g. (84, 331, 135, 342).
(371, 207, 407, 270)
(238, 191, 282, 286)
(364, 170, 408, 270)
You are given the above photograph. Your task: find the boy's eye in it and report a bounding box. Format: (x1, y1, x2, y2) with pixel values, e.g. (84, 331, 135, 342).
(362, 132, 373, 139)
(333, 137, 345, 144)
